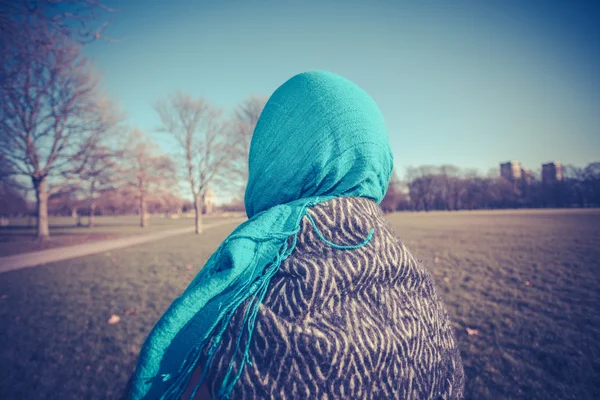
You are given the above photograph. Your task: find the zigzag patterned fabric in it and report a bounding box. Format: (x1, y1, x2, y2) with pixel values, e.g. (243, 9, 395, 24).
(200, 196, 465, 399)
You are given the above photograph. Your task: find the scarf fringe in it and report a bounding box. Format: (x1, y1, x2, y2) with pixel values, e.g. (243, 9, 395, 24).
(158, 199, 375, 399)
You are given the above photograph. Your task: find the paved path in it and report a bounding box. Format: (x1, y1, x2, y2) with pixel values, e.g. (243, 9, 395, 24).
(0, 218, 245, 274)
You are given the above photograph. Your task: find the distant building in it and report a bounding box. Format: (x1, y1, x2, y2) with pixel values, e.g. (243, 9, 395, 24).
(201, 187, 217, 214)
(500, 161, 522, 181)
(521, 168, 534, 185)
(542, 162, 563, 184)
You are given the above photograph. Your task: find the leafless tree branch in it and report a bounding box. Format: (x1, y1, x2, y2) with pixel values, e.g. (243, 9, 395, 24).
(154, 92, 230, 233)
(121, 129, 177, 228)
(0, 27, 115, 237)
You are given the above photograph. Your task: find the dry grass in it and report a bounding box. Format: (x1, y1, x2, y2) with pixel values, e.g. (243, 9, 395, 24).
(0, 209, 599, 399)
(0, 215, 230, 256)
(387, 209, 600, 399)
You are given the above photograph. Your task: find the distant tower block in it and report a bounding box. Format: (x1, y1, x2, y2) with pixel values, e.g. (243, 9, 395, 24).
(500, 161, 522, 181)
(542, 162, 564, 184)
(521, 168, 534, 185)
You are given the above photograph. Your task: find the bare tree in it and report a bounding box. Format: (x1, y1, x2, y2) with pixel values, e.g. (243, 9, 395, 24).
(583, 162, 600, 206)
(156, 193, 183, 218)
(399, 161, 600, 212)
(435, 165, 462, 210)
(0, 180, 29, 217)
(48, 98, 123, 226)
(75, 104, 125, 227)
(381, 169, 407, 213)
(95, 188, 136, 215)
(79, 143, 123, 227)
(0, 0, 118, 46)
(0, 31, 111, 239)
(406, 166, 438, 211)
(48, 186, 83, 221)
(226, 96, 267, 196)
(154, 91, 229, 234)
(122, 129, 176, 228)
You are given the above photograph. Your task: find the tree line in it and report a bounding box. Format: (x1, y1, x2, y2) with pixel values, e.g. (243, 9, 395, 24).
(380, 163, 600, 213)
(0, 0, 264, 238)
(1, 1, 598, 239)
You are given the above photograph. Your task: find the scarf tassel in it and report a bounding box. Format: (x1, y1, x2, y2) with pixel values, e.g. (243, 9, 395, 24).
(159, 205, 374, 399)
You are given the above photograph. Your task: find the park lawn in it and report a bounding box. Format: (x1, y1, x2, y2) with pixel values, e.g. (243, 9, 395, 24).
(0, 215, 234, 257)
(387, 208, 600, 399)
(0, 209, 599, 399)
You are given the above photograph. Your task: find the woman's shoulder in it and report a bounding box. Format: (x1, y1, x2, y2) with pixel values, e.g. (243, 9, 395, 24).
(294, 196, 441, 299)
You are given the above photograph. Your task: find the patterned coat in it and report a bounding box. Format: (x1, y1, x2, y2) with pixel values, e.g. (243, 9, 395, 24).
(199, 197, 465, 399)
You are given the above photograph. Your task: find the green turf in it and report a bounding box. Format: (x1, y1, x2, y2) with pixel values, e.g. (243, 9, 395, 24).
(0, 210, 599, 399)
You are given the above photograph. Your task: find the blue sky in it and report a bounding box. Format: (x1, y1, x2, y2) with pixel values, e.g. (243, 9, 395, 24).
(86, 0, 600, 189)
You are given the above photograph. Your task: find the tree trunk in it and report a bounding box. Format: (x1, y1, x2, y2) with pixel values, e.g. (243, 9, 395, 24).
(140, 195, 148, 228)
(34, 177, 50, 240)
(193, 195, 203, 234)
(88, 199, 96, 228)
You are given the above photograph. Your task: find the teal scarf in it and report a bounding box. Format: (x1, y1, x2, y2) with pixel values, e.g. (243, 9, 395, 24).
(129, 71, 394, 399)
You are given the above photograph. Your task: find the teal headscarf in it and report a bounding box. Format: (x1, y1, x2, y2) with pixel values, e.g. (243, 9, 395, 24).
(129, 71, 394, 399)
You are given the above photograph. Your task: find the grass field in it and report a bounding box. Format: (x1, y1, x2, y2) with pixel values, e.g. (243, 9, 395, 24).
(0, 215, 234, 256)
(0, 209, 599, 399)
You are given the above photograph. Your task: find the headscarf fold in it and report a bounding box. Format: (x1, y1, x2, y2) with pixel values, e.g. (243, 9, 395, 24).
(129, 71, 394, 399)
